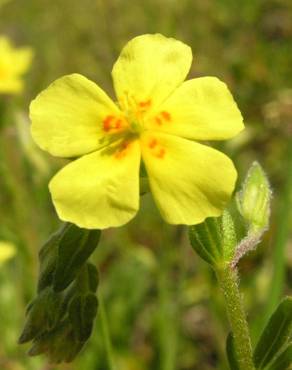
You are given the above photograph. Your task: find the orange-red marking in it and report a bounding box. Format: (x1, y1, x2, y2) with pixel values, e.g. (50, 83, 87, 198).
(115, 141, 130, 159)
(155, 117, 162, 125)
(148, 139, 157, 148)
(147, 138, 166, 159)
(161, 111, 171, 121)
(103, 115, 125, 132)
(156, 148, 165, 159)
(139, 99, 151, 109)
(115, 119, 122, 129)
(154, 110, 171, 126)
(103, 115, 115, 131)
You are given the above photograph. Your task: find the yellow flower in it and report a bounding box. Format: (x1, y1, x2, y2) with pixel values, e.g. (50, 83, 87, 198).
(30, 34, 244, 229)
(0, 241, 16, 265)
(0, 36, 33, 94)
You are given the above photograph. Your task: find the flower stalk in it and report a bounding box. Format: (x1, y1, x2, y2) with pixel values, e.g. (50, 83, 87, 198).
(216, 264, 255, 370)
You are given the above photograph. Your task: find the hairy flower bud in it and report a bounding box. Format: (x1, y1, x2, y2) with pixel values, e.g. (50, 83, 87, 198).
(236, 162, 271, 233)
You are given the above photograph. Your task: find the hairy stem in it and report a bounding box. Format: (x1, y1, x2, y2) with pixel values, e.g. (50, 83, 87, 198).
(216, 265, 255, 370)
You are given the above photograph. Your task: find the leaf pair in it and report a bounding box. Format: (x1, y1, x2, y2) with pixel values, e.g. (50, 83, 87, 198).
(254, 297, 292, 370)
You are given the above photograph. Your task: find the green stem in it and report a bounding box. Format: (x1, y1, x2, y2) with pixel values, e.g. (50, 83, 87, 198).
(99, 294, 116, 370)
(216, 264, 255, 370)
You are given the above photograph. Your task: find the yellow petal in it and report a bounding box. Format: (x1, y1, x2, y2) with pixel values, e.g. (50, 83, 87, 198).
(49, 139, 141, 229)
(147, 77, 244, 140)
(112, 34, 192, 111)
(30, 74, 122, 158)
(141, 132, 237, 225)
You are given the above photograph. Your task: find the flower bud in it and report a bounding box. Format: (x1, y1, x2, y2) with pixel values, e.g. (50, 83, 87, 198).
(86, 262, 99, 293)
(236, 162, 271, 233)
(37, 227, 63, 292)
(18, 287, 63, 344)
(53, 224, 100, 292)
(68, 293, 98, 342)
(28, 319, 84, 363)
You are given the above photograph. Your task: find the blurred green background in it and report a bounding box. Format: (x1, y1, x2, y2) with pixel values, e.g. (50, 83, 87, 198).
(0, 0, 291, 369)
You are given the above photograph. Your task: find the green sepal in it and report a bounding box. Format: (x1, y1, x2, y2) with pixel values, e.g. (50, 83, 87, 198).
(226, 333, 240, 370)
(53, 224, 100, 292)
(68, 293, 98, 342)
(253, 297, 292, 369)
(265, 343, 292, 370)
(28, 319, 84, 363)
(18, 287, 63, 344)
(188, 210, 237, 267)
(140, 177, 150, 195)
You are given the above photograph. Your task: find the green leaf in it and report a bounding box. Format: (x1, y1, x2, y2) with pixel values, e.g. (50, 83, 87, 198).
(68, 293, 98, 342)
(265, 343, 292, 370)
(226, 333, 240, 370)
(189, 210, 237, 266)
(253, 297, 292, 369)
(53, 224, 100, 292)
(189, 216, 222, 265)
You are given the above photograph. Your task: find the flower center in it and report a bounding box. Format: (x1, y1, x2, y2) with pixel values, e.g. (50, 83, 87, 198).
(118, 93, 153, 135)
(129, 119, 143, 134)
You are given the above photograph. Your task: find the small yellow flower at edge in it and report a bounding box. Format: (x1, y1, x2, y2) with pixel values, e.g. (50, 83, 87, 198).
(0, 36, 33, 95)
(30, 34, 244, 229)
(0, 241, 16, 265)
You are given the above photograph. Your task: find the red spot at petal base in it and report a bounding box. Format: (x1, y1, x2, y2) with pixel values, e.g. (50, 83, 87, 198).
(139, 99, 151, 108)
(155, 117, 162, 125)
(156, 148, 165, 159)
(103, 115, 127, 132)
(161, 111, 171, 121)
(115, 141, 130, 159)
(148, 139, 157, 148)
(115, 119, 122, 129)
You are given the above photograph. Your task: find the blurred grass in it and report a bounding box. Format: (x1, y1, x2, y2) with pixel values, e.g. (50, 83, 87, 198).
(0, 0, 291, 369)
